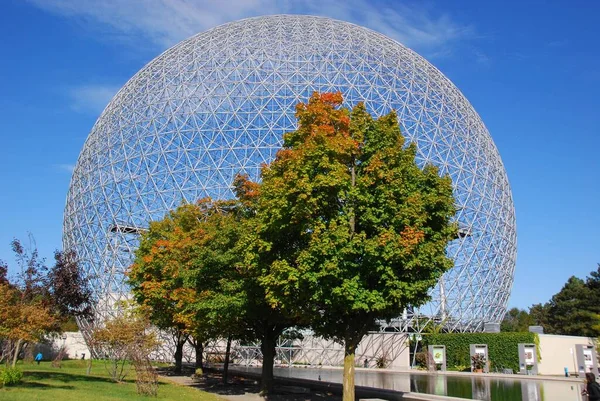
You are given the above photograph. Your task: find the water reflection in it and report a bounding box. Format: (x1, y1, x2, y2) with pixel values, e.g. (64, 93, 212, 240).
(522, 380, 540, 401)
(231, 366, 584, 401)
(472, 376, 490, 400)
(409, 373, 583, 401)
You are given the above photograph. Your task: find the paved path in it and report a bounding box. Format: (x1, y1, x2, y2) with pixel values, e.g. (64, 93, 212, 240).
(161, 374, 262, 400)
(160, 369, 473, 401)
(160, 370, 341, 400)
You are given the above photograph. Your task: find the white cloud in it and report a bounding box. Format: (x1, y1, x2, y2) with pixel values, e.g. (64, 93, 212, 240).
(67, 84, 120, 114)
(292, 0, 474, 52)
(474, 50, 491, 66)
(27, 0, 279, 47)
(55, 163, 75, 173)
(27, 0, 474, 54)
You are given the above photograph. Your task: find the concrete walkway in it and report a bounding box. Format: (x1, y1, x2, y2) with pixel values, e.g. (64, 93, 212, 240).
(159, 370, 342, 400)
(162, 374, 261, 400)
(159, 368, 479, 401)
(354, 366, 584, 383)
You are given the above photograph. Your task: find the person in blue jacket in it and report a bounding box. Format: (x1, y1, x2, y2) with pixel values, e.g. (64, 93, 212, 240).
(34, 352, 43, 365)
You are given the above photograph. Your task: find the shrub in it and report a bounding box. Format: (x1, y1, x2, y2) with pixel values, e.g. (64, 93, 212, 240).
(471, 353, 486, 370)
(414, 351, 429, 368)
(132, 359, 158, 396)
(375, 355, 389, 369)
(192, 367, 204, 380)
(1, 367, 23, 386)
(422, 332, 539, 372)
(91, 313, 158, 383)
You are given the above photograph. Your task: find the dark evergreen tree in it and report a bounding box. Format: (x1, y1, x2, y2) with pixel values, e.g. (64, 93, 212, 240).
(546, 276, 599, 336)
(529, 303, 551, 329)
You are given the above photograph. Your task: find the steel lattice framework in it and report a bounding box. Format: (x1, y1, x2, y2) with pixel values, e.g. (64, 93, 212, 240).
(64, 15, 516, 334)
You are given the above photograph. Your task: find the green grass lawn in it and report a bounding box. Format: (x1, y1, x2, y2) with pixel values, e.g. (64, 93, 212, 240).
(0, 360, 222, 401)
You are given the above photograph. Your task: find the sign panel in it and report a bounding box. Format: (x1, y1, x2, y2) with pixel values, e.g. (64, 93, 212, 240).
(432, 347, 445, 364)
(584, 349, 594, 368)
(524, 346, 535, 365)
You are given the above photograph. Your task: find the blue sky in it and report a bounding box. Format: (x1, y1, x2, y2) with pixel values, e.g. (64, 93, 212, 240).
(0, 0, 598, 310)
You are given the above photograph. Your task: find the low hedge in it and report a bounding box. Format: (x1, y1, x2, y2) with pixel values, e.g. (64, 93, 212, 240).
(1, 367, 23, 386)
(421, 332, 539, 372)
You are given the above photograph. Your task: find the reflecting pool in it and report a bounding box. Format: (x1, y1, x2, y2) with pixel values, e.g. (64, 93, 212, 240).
(231, 366, 585, 401)
(409, 373, 583, 401)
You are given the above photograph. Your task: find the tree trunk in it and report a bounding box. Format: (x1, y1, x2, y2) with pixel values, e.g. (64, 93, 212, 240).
(11, 338, 23, 368)
(174, 338, 185, 374)
(195, 341, 204, 369)
(0, 340, 9, 365)
(349, 165, 356, 234)
(260, 327, 278, 395)
(342, 340, 357, 401)
(223, 336, 232, 384)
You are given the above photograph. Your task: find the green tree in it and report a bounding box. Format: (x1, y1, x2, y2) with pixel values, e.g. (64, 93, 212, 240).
(174, 199, 251, 384)
(529, 303, 550, 329)
(501, 307, 534, 332)
(585, 264, 600, 334)
(545, 276, 600, 336)
(129, 201, 248, 373)
(128, 205, 198, 373)
(130, 197, 296, 390)
(526, 264, 600, 336)
(231, 178, 299, 393)
(585, 264, 600, 314)
(251, 92, 457, 401)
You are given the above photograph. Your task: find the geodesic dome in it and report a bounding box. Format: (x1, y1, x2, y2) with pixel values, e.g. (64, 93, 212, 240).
(64, 15, 516, 333)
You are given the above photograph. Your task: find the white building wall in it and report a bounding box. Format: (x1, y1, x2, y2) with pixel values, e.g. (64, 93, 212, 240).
(53, 331, 90, 359)
(36, 331, 91, 360)
(537, 333, 594, 375)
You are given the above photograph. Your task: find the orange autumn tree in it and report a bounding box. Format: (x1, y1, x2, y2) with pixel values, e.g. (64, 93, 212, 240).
(249, 92, 457, 401)
(0, 239, 57, 368)
(128, 202, 203, 373)
(128, 199, 250, 375)
(0, 237, 92, 368)
(0, 283, 56, 367)
(130, 192, 299, 391)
